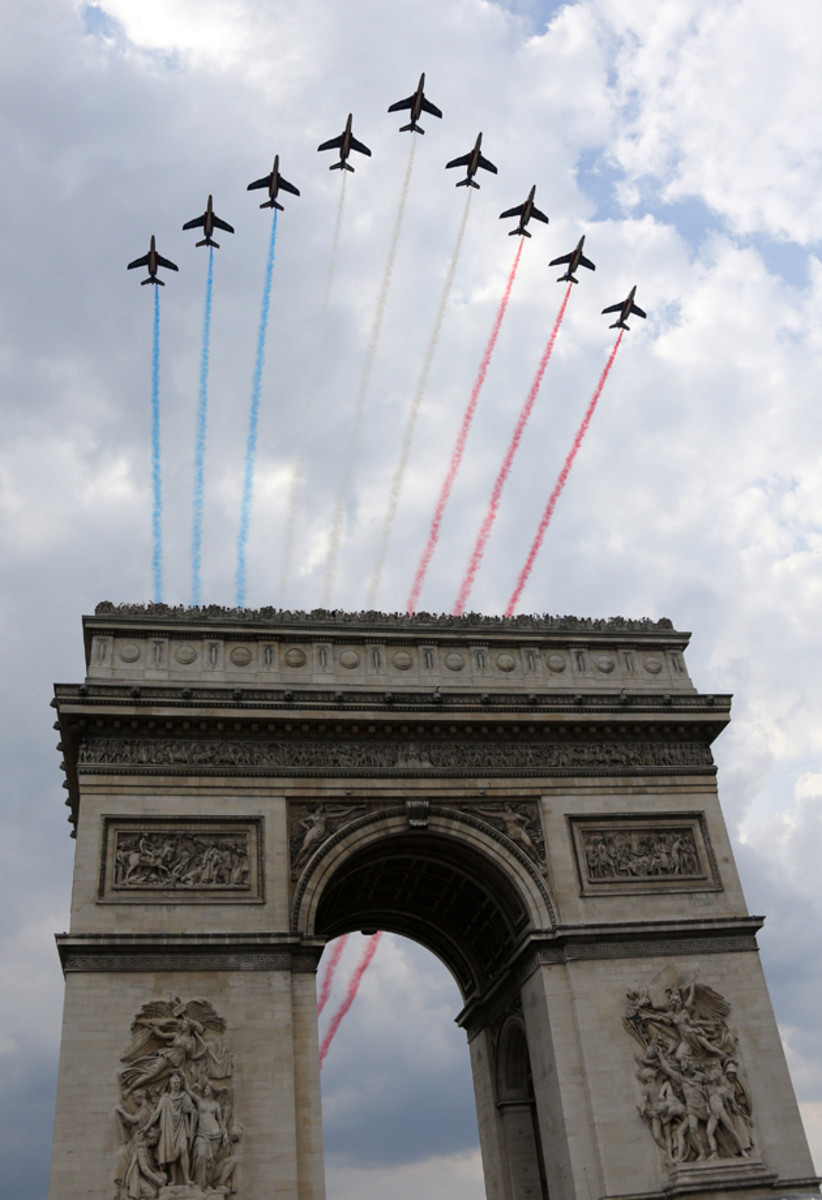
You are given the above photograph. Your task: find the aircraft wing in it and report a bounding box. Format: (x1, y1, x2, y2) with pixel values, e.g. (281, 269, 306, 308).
(388, 95, 414, 113)
(421, 97, 443, 118)
(213, 215, 235, 233)
(531, 206, 549, 225)
(247, 176, 269, 191)
(478, 154, 498, 174)
(499, 203, 525, 219)
(349, 135, 372, 157)
(127, 254, 149, 270)
(446, 153, 471, 169)
(601, 301, 624, 314)
(579, 254, 596, 271)
(318, 134, 343, 152)
(182, 215, 205, 231)
(549, 252, 572, 267)
(156, 255, 179, 272)
(279, 177, 300, 197)
(630, 302, 647, 318)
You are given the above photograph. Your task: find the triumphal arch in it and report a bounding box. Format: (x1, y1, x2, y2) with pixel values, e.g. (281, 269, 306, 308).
(48, 604, 818, 1200)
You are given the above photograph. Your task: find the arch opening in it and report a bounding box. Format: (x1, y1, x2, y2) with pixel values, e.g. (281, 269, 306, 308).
(314, 830, 531, 999)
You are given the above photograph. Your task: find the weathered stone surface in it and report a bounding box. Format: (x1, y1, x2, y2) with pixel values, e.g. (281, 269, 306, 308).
(48, 609, 817, 1200)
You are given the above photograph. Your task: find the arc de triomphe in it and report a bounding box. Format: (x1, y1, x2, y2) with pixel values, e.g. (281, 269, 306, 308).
(48, 604, 818, 1200)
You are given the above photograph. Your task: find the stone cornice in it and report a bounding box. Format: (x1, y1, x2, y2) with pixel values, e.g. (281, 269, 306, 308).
(457, 916, 765, 1036)
(56, 932, 324, 975)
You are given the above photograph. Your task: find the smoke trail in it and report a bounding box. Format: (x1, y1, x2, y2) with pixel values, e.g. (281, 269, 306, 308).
(278, 173, 349, 600)
(151, 285, 164, 603)
(506, 330, 624, 615)
(453, 282, 573, 614)
(365, 190, 474, 609)
(322, 137, 417, 606)
(191, 246, 214, 606)
(235, 210, 278, 607)
(319, 932, 382, 1067)
(317, 934, 349, 1016)
(406, 238, 525, 615)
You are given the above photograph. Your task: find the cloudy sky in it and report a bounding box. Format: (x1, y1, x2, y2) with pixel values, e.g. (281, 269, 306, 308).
(2, 0, 822, 1196)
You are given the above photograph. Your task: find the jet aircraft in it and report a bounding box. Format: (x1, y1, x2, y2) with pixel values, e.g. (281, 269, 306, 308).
(317, 114, 372, 172)
(445, 133, 497, 188)
(388, 73, 443, 134)
(549, 235, 596, 284)
(127, 236, 179, 286)
(182, 195, 235, 248)
(499, 185, 549, 237)
(602, 285, 646, 330)
(247, 155, 301, 210)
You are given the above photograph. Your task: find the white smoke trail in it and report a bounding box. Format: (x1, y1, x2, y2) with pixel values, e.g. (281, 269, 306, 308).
(278, 171, 348, 600)
(364, 189, 473, 608)
(321, 137, 417, 606)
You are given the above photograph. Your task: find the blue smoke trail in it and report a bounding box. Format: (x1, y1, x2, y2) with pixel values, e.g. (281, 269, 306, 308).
(151, 285, 164, 602)
(235, 210, 278, 607)
(191, 246, 214, 605)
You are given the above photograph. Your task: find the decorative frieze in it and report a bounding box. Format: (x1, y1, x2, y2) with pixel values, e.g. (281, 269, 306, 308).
(99, 819, 263, 903)
(624, 966, 756, 1167)
(78, 736, 714, 776)
(570, 814, 720, 895)
(114, 996, 239, 1196)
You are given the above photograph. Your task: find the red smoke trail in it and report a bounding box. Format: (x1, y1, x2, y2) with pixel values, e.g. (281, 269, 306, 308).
(506, 330, 624, 615)
(319, 932, 382, 1067)
(406, 239, 525, 614)
(453, 283, 573, 614)
(317, 934, 349, 1017)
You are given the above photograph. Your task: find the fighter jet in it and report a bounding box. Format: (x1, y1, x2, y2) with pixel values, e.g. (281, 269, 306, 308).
(445, 133, 497, 189)
(182, 195, 235, 248)
(499, 185, 549, 237)
(246, 155, 301, 211)
(127, 236, 179, 286)
(388, 73, 443, 134)
(549, 235, 596, 284)
(317, 114, 372, 172)
(602, 285, 646, 330)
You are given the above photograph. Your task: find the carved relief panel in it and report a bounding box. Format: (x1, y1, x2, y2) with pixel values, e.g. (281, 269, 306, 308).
(570, 813, 721, 895)
(624, 966, 756, 1167)
(99, 818, 263, 903)
(114, 996, 240, 1197)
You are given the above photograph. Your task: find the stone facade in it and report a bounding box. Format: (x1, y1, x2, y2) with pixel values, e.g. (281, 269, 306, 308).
(48, 607, 818, 1200)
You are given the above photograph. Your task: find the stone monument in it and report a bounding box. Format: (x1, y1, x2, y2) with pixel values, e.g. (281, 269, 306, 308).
(47, 604, 819, 1200)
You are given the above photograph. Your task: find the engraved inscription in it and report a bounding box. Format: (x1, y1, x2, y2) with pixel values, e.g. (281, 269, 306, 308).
(625, 967, 754, 1165)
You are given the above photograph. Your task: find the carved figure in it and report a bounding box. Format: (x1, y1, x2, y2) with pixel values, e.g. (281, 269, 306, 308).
(290, 803, 366, 875)
(624, 967, 754, 1165)
(115, 997, 239, 1198)
(144, 1073, 196, 1185)
(477, 802, 547, 874)
(114, 830, 250, 891)
(582, 828, 701, 882)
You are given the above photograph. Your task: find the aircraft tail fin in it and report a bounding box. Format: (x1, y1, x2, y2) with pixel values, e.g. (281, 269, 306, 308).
(260, 199, 284, 211)
(609, 320, 626, 330)
(330, 161, 355, 172)
(196, 237, 218, 248)
(456, 178, 480, 189)
(400, 121, 423, 133)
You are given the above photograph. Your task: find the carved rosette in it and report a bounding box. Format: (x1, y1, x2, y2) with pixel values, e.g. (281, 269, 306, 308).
(114, 997, 240, 1198)
(624, 967, 755, 1167)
